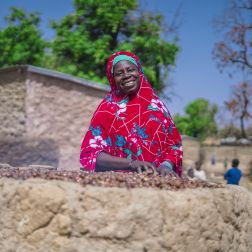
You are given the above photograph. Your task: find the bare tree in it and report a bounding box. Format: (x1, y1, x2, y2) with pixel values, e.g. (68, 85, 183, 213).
(225, 81, 252, 138)
(213, 0, 252, 76)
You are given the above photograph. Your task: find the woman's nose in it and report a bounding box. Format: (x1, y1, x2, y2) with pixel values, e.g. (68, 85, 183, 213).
(122, 72, 131, 79)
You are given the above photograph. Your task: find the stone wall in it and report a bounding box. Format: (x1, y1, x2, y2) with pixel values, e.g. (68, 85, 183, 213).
(0, 178, 251, 252)
(0, 67, 26, 138)
(0, 66, 108, 169)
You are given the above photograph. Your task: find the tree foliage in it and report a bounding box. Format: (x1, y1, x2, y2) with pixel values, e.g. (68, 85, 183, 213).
(51, 0, 179, 91)
(212, 0, 252, 76)
(225, 81, 252, 138)
(174, 99, 218, 140)
(0, 7, 47, 67)
(0, 2, 179, 92)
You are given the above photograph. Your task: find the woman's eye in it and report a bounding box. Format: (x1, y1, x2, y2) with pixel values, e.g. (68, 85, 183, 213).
(114, 72, 122, 77)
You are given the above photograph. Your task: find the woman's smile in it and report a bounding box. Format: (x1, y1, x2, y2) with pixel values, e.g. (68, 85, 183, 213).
(122, 80, 136, 88)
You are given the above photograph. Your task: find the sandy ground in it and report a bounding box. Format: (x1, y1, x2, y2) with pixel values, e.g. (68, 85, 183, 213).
(240, 176, 252, 192)
(208, 175, 252, 192)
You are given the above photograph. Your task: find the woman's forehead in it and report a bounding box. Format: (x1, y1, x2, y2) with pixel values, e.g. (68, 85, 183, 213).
(114, 60, 138, 71)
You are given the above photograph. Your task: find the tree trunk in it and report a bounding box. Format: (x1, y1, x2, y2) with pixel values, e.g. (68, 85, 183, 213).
(240, 116, 247, 138)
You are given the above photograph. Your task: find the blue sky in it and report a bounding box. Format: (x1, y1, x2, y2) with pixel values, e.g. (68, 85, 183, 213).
(0, 0, 247, 119)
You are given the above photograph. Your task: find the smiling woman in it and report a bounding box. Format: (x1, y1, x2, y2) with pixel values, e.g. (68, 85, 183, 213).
(80, 51, 183, 176)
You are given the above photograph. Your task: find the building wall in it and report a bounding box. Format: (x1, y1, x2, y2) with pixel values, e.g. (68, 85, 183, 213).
(182, 136, 200, 168)
(0, 68, 26, 139)
(0, 66, 107, 169)
(25, 72, 106, 169)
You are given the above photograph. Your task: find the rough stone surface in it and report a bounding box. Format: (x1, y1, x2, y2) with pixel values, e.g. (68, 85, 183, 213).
(0, 68, 26, 138)
(0, 178, 251, 252)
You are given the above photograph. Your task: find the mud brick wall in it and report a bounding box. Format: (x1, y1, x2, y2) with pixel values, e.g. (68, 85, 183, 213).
(0, 66, 108, 169)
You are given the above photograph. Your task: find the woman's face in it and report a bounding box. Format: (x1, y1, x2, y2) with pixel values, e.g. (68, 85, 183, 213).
(113, 60, 140, 96)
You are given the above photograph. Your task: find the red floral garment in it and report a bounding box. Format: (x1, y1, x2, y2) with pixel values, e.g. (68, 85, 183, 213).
(80, 52, 183, 175)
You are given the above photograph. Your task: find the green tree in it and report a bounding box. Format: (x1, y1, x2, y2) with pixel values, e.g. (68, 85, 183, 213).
(174, 99, 218, 140)
(0, 7, 47, 67)
(173, 115, 190, 136)
(51, 0, 178, 91)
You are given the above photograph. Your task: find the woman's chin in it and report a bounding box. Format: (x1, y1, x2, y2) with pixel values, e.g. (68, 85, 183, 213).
(127, 86, 140, 96)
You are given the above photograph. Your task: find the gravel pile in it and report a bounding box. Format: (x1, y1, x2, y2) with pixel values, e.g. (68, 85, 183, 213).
(0, 167, 223, 190)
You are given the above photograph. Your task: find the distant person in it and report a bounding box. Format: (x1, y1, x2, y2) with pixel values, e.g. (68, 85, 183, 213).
(224, 159, 242, 185)
(223, 158, 228, 170)
(194, 161, 206, 181)
(211, 153, 216, 165)
(187, 167, 194, 178)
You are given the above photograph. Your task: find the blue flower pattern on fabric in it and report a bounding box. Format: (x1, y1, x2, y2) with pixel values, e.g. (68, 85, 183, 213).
(90, 126, 102, 137)
(124, 148, 133, 159)
(136, 147, 142, 157)
(105, 94, 112, 102)
(131, 124, 149, 139)
(172, 144, 181, 150)
(136, 125, 149, 139)
(123, 147, 142, 159)
(115, 134, 126, 147)
(105, 136, 112, 146)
